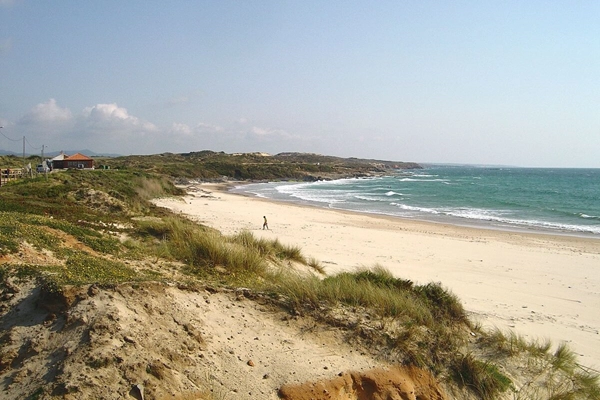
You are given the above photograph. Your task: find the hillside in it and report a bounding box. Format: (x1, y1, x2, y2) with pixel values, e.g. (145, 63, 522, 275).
(96, 151, 421, 181)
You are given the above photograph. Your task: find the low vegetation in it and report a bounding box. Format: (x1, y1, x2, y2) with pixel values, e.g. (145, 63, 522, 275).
(0, 156, 598, 400)
(0, 154, 31, 169)
(95, 151, 421, 181)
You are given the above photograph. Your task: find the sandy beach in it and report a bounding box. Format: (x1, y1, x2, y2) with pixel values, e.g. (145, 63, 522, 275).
(153, 183, 600, 369)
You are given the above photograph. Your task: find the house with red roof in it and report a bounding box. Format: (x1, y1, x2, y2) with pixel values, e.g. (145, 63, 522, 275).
(50, 152, 94, 170)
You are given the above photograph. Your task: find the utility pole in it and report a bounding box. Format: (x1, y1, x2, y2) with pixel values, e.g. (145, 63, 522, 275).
(41, 145, 48, 178)
(0, 127, 3, 187)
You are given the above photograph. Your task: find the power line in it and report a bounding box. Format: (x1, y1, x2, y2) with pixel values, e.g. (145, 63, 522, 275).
(0, 129, 48, 169)
(0, 129, 47, 154)
(0, 129, 22, 142)
(24, 136, 43, 151)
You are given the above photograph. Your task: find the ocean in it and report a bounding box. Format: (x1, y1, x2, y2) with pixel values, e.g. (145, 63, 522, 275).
(231, 166, 600, 237)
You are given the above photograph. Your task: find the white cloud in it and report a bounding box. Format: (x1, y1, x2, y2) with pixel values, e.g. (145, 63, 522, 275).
(19, 99, 72, 125)
(66, 103, 159, 153)
(82, 103, 130, 122)
(168, 122, 224, 138)
(169, 122, 193, 136)
(195, 122, 223, 133)
(15, 100, 75, 148)
(251, 127, 270, 136)
(79, 103, 157, 135)
(7, 99, 311, 156)
(5, 100, 165, 154)
(83, 103, 129, 120)
(248, 126, 292, 140)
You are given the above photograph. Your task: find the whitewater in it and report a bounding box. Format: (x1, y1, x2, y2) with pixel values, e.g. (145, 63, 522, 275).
(232, 166, 600, 237)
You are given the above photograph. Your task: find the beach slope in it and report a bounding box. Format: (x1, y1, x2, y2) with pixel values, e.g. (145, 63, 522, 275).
(154, 183, 600, 368)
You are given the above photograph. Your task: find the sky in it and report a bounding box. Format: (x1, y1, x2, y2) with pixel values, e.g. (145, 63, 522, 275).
(1, 1, 599, 167)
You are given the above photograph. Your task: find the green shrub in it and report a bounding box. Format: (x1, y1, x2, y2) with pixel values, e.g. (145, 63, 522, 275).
(414, 281, 468, 324)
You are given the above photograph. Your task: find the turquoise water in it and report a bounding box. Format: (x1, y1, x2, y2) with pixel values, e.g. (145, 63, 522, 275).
(232, 166, 600, 237)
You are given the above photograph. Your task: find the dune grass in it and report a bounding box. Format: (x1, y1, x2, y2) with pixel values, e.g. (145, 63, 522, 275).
(132, 220, 315, 284)
(475, 329, 600, 400)
(229, 230, 307, 264)
(480, 328, 552, 358)
(452, 353, 513, 399)
(264, 264, 468, 326)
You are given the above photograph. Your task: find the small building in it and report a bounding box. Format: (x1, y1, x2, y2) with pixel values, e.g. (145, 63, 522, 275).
(51, 152, 94, 170)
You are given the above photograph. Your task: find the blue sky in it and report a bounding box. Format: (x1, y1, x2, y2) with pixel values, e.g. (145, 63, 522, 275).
(1, 1, 599, 167)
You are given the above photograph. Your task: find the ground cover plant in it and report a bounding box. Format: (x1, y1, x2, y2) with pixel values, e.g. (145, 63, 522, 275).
(0, 158, 598, 399)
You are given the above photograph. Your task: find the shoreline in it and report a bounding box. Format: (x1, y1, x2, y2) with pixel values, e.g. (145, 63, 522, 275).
(229, 181, 600, 241)
(153, 182, 600, 368)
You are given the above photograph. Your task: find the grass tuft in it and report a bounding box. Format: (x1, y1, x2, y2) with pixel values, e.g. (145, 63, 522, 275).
(552, 342, 577, 374)
(307, 257, 325, 274)
(452, 353, 512, 399)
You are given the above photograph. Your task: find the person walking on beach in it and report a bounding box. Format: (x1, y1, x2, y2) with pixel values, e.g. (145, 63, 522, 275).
(263, 216, 269, 230)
